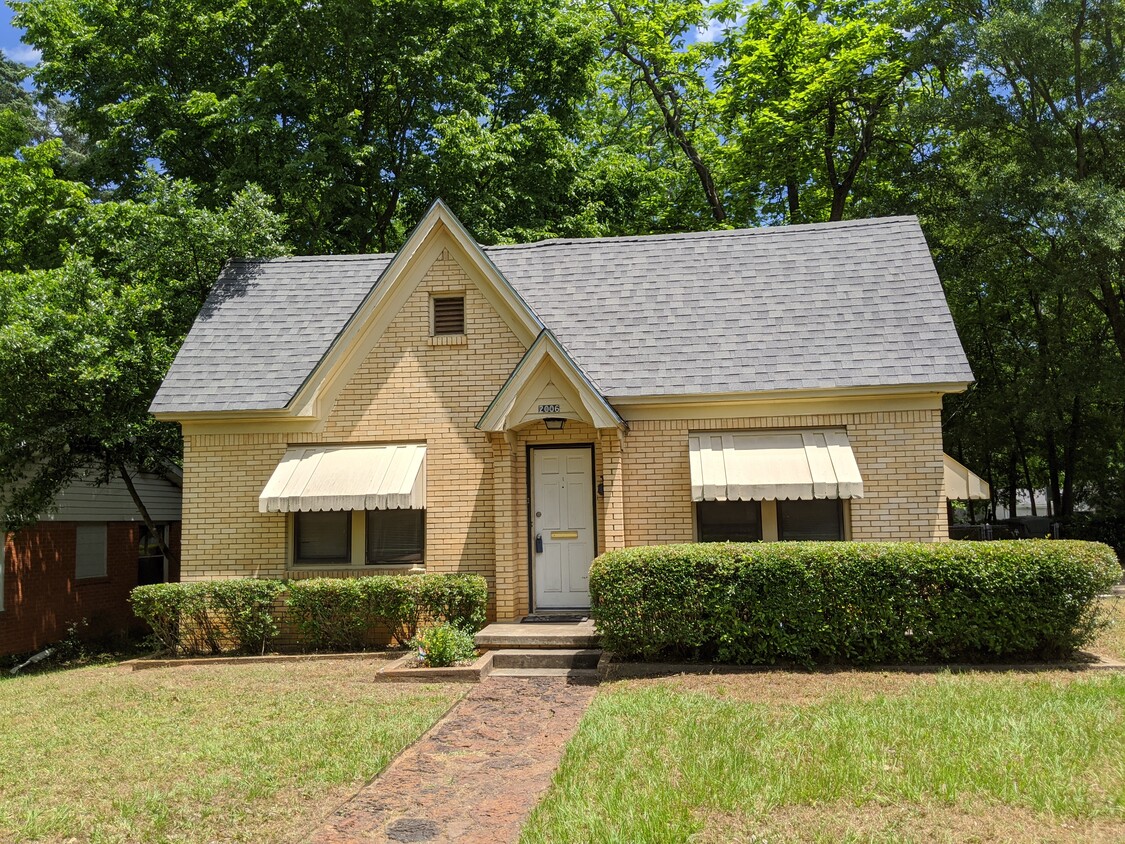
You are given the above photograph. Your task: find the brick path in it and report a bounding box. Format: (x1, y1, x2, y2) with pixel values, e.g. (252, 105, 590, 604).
(307, 677, 598, 844)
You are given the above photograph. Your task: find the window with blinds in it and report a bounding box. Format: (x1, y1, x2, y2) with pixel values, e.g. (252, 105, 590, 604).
(75, 523, 108, 579)
(777, 499, 844, 541)
(366, 509, 424, 565)
(294, 511, 350, 562)
(432, 295, 465, 335)
(696, 500, 762, 542)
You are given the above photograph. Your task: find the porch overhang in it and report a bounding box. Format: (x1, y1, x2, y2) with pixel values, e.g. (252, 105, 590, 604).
(689, 430, 864, 501)
(477, 330, 625, 432)
(259, 444, 426, 513)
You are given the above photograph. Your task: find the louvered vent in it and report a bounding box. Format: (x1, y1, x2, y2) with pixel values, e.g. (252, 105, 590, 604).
(432, 296, 465, 335)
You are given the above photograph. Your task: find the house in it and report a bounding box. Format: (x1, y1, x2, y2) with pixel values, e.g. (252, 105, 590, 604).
(1, 469, 182, 656)
(150, 201, 980, 621)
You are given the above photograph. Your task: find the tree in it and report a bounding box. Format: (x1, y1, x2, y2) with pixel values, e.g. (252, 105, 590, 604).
(720, 0, 954, 222)
(15, 0, 600, 252)
(0, 145, 287, 553)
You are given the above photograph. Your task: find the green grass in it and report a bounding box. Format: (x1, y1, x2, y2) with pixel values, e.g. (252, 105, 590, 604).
(521, 671, 1125, 843)
(0, 660, 465, 843)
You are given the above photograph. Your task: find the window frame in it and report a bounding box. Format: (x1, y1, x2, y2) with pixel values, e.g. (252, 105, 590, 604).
(776, 498, 845, 541)
(288, 510, 426, 571)
(75, 522, 108, 580)
(694, 499, 764, 543)
(293, 510, 353, 566)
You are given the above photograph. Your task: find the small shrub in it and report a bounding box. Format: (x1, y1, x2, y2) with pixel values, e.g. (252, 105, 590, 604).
(360, 576, 424, 645)
(590, 540, 1120, 666)
(412, 623, 477, 667)
(131, 582, 219, 655)
(285, 578, 368, 651)
(208, 579, 286, 654)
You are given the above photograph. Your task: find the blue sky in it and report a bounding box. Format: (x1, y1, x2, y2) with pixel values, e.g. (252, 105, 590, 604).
(1, 4, 38, 66)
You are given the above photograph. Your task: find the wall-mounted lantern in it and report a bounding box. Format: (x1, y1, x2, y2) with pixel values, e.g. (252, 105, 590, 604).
(543, 417, 567, 431)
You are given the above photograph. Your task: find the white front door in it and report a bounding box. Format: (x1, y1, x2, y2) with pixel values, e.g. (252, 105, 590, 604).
(532, 446, 595, 609)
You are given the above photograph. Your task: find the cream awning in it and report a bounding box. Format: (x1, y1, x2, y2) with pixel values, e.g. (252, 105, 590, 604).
(689, 430, 864, 501)
(943, 453, 990, 500)
(259, 444, 426, 513)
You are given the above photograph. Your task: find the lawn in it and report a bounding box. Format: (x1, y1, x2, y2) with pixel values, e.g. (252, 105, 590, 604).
(0, 659, 465, 843)
(521, 600, 1125, 844)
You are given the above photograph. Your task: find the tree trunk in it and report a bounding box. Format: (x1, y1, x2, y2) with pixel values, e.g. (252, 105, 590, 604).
(117, 461, 178, 566)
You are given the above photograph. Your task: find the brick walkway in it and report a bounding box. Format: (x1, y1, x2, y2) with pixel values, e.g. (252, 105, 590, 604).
(306, 677, 598, 844)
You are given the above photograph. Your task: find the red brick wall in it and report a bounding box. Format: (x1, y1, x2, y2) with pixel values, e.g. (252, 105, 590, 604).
(0, 521, 182, 657)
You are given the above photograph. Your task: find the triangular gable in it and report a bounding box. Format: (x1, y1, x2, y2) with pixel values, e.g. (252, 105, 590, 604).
(478, 330, 625, 432)
(288, 199, 545, 419)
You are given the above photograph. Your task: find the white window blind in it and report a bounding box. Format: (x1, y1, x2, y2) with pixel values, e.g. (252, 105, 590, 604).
(75, 523, 108, 579)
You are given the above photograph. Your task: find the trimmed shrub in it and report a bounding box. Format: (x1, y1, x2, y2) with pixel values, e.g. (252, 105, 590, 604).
(418, 573, 488, 633)
(285, 578, 369, 651)
(208, 579, 287, 654)
(412, 623, 477, 667)
(130, 582, 220, 656)
(287, 573, 489, 651)
(589, 540, 1120, 665)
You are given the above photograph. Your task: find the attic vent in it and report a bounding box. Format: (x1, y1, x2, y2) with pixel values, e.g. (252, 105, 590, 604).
(432, 295, 465, 336)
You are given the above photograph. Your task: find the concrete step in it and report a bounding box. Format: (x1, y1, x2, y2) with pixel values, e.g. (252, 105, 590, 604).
(475, 621, 600, 651)
(490, 648, 601, 670)
(488, 667, 601, 680)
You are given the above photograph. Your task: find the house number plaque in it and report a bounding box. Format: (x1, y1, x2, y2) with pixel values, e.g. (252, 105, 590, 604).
(538, 404, 561, 413)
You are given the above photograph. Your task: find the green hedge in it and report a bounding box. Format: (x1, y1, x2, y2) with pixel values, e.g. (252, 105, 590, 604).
(132, 579, 285, 655)
(131, 573, 487, 655)
(285, 573, 488, 651)
(589, 541, 1119, 665)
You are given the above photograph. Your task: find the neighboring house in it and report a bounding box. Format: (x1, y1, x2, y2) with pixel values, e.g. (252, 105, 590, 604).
(0, 470, 182, 656)
(151, 201, 982, 621)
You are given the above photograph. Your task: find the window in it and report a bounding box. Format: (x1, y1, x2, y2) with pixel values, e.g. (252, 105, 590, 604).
(294, 511, 350, 563)
(138, 524, 168, 586)
(696, 500, 762, 542)
(778, 499, 844, 541)
(366, 509, 424, 565)
(432, 295, 465, 335)
(75, 523, 108, 579)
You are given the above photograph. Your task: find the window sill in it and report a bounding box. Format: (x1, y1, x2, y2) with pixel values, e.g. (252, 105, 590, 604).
(288, 563, 426, 574)
(75, 576, 110, 585)
(429, 334, 466, 346)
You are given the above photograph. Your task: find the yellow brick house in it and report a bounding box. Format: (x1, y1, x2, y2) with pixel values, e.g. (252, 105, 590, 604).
(151, 201, 979, 620)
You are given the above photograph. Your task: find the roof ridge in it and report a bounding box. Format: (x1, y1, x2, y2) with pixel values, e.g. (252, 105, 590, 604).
(483, 215, 921, 252)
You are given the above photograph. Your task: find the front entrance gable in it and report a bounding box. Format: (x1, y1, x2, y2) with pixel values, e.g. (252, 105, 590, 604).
(477, 330, 626, 433)
(290, 200, 545, 422)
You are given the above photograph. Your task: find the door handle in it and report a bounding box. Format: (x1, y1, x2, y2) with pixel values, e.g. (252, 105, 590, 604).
(535, 533, 543, 553)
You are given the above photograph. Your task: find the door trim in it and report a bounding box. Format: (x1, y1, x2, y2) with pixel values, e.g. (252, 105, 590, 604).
(526, 443, 597, 612)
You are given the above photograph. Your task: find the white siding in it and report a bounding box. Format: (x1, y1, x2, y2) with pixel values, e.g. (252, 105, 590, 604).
(47, 471, 182, 523)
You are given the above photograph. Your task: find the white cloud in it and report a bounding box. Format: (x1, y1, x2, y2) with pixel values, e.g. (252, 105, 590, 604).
(696, 17, 727, 42)
(6, 44, 41, 66)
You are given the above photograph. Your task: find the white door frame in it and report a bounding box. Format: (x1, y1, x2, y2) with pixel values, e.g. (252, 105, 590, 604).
(528, 444, 597, 611)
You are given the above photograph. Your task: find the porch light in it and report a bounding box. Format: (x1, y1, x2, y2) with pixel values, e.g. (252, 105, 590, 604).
(543, 417, 567, 431)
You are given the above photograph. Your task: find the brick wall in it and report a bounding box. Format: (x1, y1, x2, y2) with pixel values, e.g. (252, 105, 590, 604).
(0, 521, 182, 657)
(180, 249, 532, 622)
(621, 411, 947, 546)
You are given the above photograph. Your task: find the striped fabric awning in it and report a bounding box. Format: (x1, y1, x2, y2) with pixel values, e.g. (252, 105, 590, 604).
(689, 430, 864, 501)
(259, 444, 426, 513)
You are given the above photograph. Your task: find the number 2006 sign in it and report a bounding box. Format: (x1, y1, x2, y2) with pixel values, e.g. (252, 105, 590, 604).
(538, 404, 561, 414)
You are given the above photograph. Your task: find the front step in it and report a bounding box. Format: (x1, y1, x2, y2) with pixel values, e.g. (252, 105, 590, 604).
(490, 648, 601, 670)
(489, 667, 600, 680)
(475, 621, 600, 651)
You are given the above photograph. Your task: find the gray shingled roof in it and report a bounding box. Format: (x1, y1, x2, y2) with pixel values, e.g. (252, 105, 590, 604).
(151, 216, 973, 414)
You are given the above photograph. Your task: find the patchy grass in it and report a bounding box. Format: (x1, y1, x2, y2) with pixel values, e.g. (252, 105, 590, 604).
(1091, 598, 1125, 662)
(521, 670, 1125, 843)
(0, 660, 465, 843)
